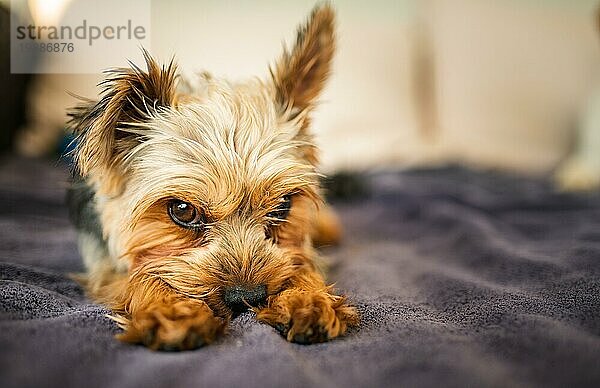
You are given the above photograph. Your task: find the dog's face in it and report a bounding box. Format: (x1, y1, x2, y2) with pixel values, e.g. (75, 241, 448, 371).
(116, 80, 322, 317)
(71, 7, 335, 317)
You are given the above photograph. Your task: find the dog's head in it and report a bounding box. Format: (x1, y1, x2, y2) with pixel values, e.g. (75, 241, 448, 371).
(71, 5, 335, 317)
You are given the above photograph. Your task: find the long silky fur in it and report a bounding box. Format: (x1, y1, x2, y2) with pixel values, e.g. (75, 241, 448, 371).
(68, 3, 357, 350)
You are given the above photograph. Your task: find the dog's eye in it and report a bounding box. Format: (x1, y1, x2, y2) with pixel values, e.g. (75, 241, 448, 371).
(267, 195, 292, 220)
(168, 200, 205, 228)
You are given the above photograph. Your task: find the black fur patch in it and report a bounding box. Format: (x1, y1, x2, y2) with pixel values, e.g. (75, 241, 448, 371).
(67, 177, 104, 244)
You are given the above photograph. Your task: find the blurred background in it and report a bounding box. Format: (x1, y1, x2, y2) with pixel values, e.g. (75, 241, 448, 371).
(3, 0, 600, 189)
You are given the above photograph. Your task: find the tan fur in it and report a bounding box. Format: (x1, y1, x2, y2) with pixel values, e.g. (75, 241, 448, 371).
(69, 4, 356, 351)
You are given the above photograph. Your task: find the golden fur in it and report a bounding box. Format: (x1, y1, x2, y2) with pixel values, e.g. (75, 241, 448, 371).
(69, 4, 357, 351)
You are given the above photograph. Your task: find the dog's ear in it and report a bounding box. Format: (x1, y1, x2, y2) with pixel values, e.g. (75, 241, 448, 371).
(271, 4, 335, 114)
(69, 50, 177, 178)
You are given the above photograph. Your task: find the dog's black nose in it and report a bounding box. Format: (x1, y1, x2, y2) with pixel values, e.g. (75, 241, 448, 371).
(223, 284, 267, 313)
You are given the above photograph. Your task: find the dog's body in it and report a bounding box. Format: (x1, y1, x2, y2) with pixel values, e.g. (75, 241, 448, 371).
(68, 5, 357, 350)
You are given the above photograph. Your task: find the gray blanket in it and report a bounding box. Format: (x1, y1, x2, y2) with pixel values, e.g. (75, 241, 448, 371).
(1, 155, 599, 388)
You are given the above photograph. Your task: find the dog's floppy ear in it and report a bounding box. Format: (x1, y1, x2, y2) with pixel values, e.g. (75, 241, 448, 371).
(271, 4, 335, 114)
(69, 49, 177, 178)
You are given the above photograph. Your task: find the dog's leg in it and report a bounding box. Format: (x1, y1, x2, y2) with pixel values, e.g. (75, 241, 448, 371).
(256, 269, 358, 344)
(311, 203, 342, 247)
(103, 268, 226, 351)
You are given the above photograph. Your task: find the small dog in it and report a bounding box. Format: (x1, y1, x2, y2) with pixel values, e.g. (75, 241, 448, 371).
(68, 4, 358, 350)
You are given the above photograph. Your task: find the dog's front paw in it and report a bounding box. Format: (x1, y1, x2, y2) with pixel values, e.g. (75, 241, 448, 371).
(256, 289, 358, 344)
(115, 299, 225, 351)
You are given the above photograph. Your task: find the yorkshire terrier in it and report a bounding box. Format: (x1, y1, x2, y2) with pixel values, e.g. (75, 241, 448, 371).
(67, 4, 358, 351)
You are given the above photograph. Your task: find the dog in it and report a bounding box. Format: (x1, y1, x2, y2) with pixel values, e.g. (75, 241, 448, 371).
(67, 4, 358, 351)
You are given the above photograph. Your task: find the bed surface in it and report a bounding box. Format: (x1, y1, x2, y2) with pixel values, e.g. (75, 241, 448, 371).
(1, 155, 599, 388)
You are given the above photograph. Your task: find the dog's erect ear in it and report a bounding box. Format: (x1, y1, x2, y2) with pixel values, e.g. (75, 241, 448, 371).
(69, 49, 177, 178)
(271, 4, 335, 114)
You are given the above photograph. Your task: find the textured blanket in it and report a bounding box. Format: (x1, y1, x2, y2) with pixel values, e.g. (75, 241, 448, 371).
(1, 155, 599, 388)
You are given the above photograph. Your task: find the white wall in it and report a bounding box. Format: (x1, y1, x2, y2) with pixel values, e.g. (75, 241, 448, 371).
(14, 0, 600, 175)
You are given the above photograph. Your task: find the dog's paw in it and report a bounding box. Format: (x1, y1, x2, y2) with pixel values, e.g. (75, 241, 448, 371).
(256, 289, 358, 344)
(115, 299, 226, 351)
